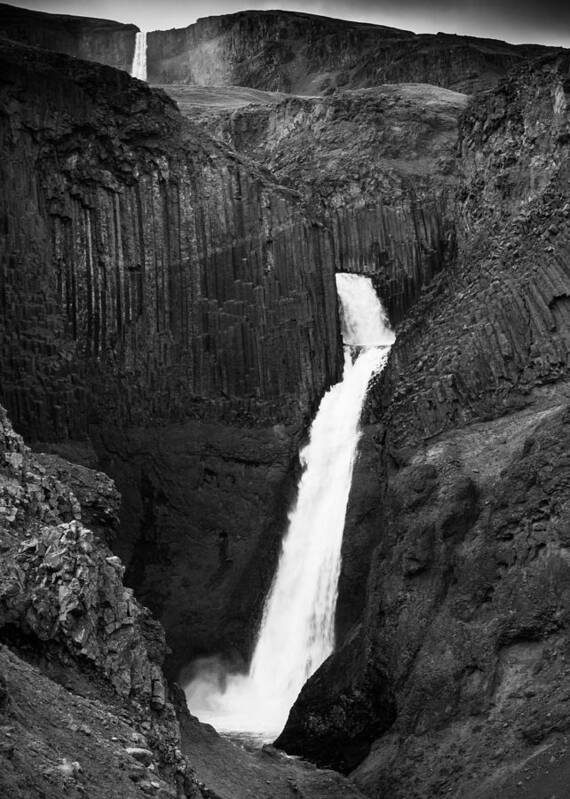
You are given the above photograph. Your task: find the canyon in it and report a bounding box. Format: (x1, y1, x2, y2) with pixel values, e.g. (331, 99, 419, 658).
(1, 5, 570, 799)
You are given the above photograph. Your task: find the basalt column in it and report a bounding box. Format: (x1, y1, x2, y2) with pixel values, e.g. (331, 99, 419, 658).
(0, 41, 342, 673)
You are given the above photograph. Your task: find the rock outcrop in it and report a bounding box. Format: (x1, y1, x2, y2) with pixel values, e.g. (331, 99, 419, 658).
(147, 10, 556, 95)
(0, 402, 367, 799)
(0, 403, 204, 797)
(0, 2, 137, 72)
(168, 81, 467, 326)
(167, 81, 468, 642)
(0, 36, 341, 670)
(276, 51, 570, 799)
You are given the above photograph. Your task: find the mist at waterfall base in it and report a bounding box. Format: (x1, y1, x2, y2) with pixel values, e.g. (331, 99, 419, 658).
(184, 273, 395, 741)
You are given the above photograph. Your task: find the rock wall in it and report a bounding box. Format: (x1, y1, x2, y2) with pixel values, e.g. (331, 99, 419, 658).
(0, 403, 206, 797)
(277, 52, 570, 799)
(0, 39, 341, 670)
(0, 2, 137, 73)
(147, 10, 556, 95)
(170, 82, 466, 325)
(176, 82, 466, 640)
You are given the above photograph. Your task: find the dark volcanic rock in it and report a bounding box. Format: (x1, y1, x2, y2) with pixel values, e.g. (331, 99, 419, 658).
(148, 10, 558, 94)
(0, 2, 137, 72)
(167, 82, 467, 327)
(0, 404, 207, 797)
(275, 628, 396, 772)
(277, 52, 570, 799)
(0, 38, 341, 667)
(0, 404, 168, 711)
(34, 451, 120, 545)
(93, 418, 303, 675)
(0, 38, 339, 442)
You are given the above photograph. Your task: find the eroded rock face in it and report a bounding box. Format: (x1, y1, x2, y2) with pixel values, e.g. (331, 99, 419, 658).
(0, 38, 341, 667)
(0, 404, 167, 711)
(93, 418, 303, 675)
(147, 10, 557, 95)
(0, 39, 339, 442)
(0, 405, 368, 799)
(0, 2, 137, 72)
(0, 403, 207, 796)
(167, 82, 466, 328)
(277, 53, 570, 798)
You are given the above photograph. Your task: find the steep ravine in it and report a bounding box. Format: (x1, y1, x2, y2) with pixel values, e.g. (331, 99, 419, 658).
(2, 10, 570, 799)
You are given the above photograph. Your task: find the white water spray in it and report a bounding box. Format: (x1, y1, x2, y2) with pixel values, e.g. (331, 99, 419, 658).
(185, 273, 395, 740)
(131, 31, 147, 81)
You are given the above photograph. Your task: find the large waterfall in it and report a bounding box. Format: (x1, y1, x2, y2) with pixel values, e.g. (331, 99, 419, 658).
(185, 273, 395, 739)
(131, 31, 147, 81)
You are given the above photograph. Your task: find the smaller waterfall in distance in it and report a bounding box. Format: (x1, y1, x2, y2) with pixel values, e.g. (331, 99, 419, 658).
(131, 31, 147, 81)
(185, 273, 395, 740)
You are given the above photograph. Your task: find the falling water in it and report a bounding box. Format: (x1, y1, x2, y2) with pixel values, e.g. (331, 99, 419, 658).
(185, 273, 395, 740)
(131, 31, 147, 81)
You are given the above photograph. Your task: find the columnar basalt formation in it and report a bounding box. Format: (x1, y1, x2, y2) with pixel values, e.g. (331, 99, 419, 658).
(0, 2, 137, 72)
(0, 38, 341, 671)
(147, 10, 556, 95)
(167, 82, 466, 325)
(276, 53, 570, 799)
(169, 82, 467, 640)
(3, 8, 570, 798)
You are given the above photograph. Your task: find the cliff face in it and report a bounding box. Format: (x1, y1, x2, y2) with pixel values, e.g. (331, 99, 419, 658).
(0, 404, 202, 798)
(148, 10, 556, 95)
(167, 82, 468, 640)
(0, 3, 137, 72)
(276, 53, 570, 799)
(0, 38, 341, 672)
(167, 82, 466, 326)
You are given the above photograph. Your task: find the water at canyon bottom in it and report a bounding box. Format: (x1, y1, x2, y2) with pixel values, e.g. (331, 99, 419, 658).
(131, 31, 147, 81)
(185, 273, 395, 742)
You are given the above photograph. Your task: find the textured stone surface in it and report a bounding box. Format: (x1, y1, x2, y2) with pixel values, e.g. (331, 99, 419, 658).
(147, 10, 556, 95)
(93, 418, 303, 676)
(3, 14, 570, 799)
(277, 52, 570, 798)
(0, 38, 342, 666)
(168, 82, 466, 327)
(0, 2, 137, 73)
(0, 39, 340, 442)
(0, 403, 208, 797)
(0, 403, 366, 799)
(0, 404, 167, 710)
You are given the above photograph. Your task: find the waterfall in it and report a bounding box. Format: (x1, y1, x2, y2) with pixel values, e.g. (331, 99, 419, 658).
(185, 273, 395, 740)
(131, 31, 147, 81)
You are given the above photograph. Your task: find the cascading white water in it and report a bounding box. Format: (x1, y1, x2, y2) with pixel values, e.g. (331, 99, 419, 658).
(131, 31, 147, 81)
(185, 273, 395, 740)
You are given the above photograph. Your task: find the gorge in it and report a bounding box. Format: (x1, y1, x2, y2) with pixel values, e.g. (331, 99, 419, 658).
(185, 273, 394, 741)
(1, 4, 570, 799)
